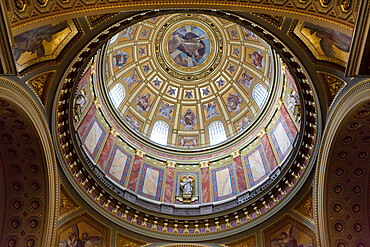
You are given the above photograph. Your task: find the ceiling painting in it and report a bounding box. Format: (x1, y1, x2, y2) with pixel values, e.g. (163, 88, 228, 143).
(293, 21, 351, 66)
(12, 20, 78, 72)
(102, 13, 276, 148)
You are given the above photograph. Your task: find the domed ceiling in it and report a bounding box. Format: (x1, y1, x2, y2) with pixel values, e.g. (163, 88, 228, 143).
(60, 10, 319, 241)
(102, 13, 274, 148)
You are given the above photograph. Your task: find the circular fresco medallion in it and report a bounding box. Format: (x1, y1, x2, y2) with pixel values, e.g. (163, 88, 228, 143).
(155, 14, 224, 81)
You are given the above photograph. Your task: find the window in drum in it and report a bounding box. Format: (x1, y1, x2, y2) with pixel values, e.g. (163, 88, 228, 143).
(209, 121, 227, 146)
(150, 121, 169, 146)
(109, 83, 126, 109)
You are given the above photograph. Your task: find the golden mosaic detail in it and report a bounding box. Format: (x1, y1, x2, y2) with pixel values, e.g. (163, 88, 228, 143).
(59, 185, 80, 217)
(26, 71, 55, 105)
(293, 187, 314, 221)
(318, 71, 347, 106)
(224, 234, 256, 247)
(116, 232, 149, 246)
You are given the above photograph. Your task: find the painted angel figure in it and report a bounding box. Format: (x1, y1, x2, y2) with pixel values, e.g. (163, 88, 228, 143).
(204, 101, 220, 120)
(158, 101, 174, 120)
(249, 51, 265, 70)
(238, 70, 254, 91)
(236, 115, 252, 133)
(226, 93, 242, 114)
(288, 90, 300, 109)
(12, 22, 68, 61)
(123, 69, 140, 91)
(270, 226, 313, 247)
(303, 22, 351, 58)
(59, 224, 102, 247)
(121, 26, 136, 40)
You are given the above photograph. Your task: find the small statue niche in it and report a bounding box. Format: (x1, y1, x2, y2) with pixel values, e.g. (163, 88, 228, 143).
(176, 175, 198, 203)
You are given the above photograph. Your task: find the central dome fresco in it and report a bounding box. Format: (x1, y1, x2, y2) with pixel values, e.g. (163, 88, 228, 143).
(102, 13, 275, 149)
(64, 10, 314, 241)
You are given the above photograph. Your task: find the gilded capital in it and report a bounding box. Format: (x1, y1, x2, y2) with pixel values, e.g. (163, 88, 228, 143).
(199, 161, 209, 168)
(135, 149, 145, 158)
(166, 160, 177, 168)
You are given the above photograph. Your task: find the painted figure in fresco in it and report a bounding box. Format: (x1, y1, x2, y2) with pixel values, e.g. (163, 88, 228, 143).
(180, 175, 193, 194)
(158, 101, 175, 120)
(12, 22, 68, 61)
(179, 136, 197, 148)
(135, 93, 152, 113)
(123, 68, 140, 91)
(168, 28, 207, 66)
(270, 226, 313, 247)
(121, 26, 136, 40)
(113, 51, 130, 70)
(125, 115, 141, 132)
(303, 22, 351, 58)
(242, 27, 258, 40)
(238, 70, 254, 91)
(180, 108, 197, 130)
(226, 93, 242, 114)
(74, 91, 87, 121)
(203, 101, 220, 120)
(249, 50, 265, 70)
(59, 224, 101, 247)
(236, 115, 252, 133)
(288, 89, 300, 109)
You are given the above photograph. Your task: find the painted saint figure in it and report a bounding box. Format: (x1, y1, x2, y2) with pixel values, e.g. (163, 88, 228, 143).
(249, 51, 265, 70)
(226, 93, 242, 114)
(204, 101, 220, 120)
(74, 91, 87, 121)
(180, 175, 193, 195)
(238, 70, 254, 91)
(59, 224, 102, 247)
(135, 93, 152, 113)
(158, 101, 175, 120)
(236, 115, 252, 133)
(123, 69, 140, 91)
(180, 108, 197, 130)
(113, 51, 130, 70)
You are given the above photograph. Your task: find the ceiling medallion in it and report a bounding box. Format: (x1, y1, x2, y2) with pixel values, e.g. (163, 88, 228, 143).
(155, 14, 224, 81)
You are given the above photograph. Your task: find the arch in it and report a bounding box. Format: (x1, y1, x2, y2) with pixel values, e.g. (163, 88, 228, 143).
(315, 80, 370, 247)
(109, 83, 126, 109)
(0, 77, 57, 246)
(149, 120, 169, 146)
(208, 121, 227, 146)
(252, 84, 268, 108)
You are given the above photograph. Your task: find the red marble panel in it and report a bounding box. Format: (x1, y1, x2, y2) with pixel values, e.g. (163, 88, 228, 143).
(285, 67, 298, 92)
(77, 67, 91, 92)
(163, 167, 175, 203)
(97, 133, 115, 170)
(127, 155, 143, 191)
(279, 104, 298, 137)
(77, 104, 97, 136)
(233, 156, 248, 192)
(201, 167, 210, 203)
(261, 134, 278, 171)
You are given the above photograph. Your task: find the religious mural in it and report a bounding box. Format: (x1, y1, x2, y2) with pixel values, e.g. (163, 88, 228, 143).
(12, 20, 78, 71)
(157, 101, 175, 120)
(168, 25, 210, 67)
(203, 101, 220, 120)
(263, 216, 315, 247)
(58, 214, 109, 247)
(294, 21, 351, 66)
(238, 70, 254, 91)
(123, 68, 141, 92)
(180, 108, 197, 130)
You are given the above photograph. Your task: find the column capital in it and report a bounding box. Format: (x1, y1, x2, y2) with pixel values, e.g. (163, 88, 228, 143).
(135, 149, 145, 158)
(110, 127, 118, 137)
(94, 97, 101, 109)
(199, 161, 209, 168)
(166, 160, 177, 168)
(257, 127, 267, 138)
(230, 149, 241, 159)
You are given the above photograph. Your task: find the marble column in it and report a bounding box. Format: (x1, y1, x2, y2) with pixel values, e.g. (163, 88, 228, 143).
(164, 161, 176, 203)
(97, 130, 117, 170)
(127, 149, 145, 192)
(279, 100, 298, 137)
(231, 150, 248, 192)
(258, 129, 278, 171)
(200, 161, 211, 203)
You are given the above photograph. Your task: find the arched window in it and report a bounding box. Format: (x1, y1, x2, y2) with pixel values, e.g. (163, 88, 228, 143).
(252, 84, 268, 108)
(209, 121, 227, 146)
(109, 83, 126, 108)
(150, 121, 169, 145)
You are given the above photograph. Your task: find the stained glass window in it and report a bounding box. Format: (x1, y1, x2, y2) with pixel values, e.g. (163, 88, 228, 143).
(109, 83, 126, 108)
(209, 121, 227, 146)
(253, 84, 268, 108)
(150, 121, 169, 145)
